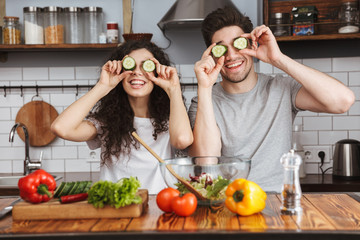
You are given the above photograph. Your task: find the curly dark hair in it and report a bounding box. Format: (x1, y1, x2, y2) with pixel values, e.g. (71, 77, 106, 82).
(202, 7, 254, 47)
(88, 40, 172, 166)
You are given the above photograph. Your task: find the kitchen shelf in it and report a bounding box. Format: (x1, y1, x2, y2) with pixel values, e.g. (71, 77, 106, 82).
(0, 43, 119, 62)
(263, 0, 360, 42)
(0, 43, 119, 52)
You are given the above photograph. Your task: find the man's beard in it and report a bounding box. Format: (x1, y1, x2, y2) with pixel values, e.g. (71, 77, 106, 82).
(220, 66, 251, 83)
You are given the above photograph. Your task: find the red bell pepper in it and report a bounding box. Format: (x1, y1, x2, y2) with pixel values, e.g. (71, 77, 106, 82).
(18, 169, 57, 204)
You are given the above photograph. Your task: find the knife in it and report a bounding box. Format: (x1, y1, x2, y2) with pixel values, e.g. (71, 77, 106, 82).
(0, 198, 22, 219)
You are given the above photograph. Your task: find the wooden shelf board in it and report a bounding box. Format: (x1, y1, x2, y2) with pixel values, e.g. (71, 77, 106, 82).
(276, 33, 360, 41)
(0, 43, 119, 52)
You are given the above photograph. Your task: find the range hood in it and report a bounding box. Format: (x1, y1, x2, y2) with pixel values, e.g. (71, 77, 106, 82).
(158, 0, 237, 31)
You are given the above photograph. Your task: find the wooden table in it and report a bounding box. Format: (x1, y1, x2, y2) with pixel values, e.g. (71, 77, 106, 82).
(1, 193, 360, 240)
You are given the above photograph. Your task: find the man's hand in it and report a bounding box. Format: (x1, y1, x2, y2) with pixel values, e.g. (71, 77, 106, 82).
(194, 43, 225, 89)
(240, 25, 283, 65)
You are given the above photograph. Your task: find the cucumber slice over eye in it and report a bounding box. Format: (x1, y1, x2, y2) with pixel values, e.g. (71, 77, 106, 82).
(233, 37, 248, 50)
(122, 56, 136, 70)
(211, 45, 227, 57)
(142, 60, 156, 72)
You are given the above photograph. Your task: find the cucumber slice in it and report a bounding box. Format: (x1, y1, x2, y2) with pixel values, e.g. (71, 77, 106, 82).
(54, 182, 66, 198)
(211, 45, 227, 57)
(58, 182, 75, 197)
(83, 181, 93, 193)
(233, 37, 248, 50)
(142, 60, 156, 72)
(68, 181, 81, 195)
(73, 181, 88, 194)
(122, 56, 136, 70)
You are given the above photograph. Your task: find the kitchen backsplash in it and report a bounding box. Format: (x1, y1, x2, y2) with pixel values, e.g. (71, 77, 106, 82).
(0, 56, 359, 175)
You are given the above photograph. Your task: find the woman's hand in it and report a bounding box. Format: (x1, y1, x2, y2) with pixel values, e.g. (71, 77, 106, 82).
(99, 58, 132, 90)
(194, 43, 224, 89)
(145, 58, 180, 97)
(240, 25, 283, 64)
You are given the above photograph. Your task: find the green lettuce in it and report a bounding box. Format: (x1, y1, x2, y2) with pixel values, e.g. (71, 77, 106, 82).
(88, 177, 142, 208)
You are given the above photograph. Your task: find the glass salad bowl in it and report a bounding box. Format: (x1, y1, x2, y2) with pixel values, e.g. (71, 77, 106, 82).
(159, 156, 251, 206)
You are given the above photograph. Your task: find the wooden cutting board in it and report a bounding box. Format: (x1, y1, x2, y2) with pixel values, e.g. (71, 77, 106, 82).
(15, 100, 59, 147)
(12, 189, 148, 220)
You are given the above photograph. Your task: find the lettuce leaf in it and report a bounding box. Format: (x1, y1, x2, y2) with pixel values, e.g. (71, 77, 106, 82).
(88, 177, 142, 208)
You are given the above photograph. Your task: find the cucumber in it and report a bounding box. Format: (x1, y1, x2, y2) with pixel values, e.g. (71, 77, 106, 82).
(68, 181, 81, 195)
(142, 60, 156, 72)
(211, 45, 227, 57)
(54, 182, 66, 198)
(58, 182, 75, 197)
(83, 181, 93, 193)
(73, 181, 88, 194)
(54, 181, 93, 198)
(233, 37, 248, 50)
(122, 56, 136, 70)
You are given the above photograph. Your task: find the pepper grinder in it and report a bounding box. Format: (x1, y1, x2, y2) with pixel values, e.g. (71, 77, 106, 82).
(280, 149, 303, 215)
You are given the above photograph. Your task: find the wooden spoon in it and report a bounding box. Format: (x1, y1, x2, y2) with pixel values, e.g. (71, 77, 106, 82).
(132, 132, 207, 200)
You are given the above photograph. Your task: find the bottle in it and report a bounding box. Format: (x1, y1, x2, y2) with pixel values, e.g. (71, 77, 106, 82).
(2, 16, 21, 44)
(280, 149, 303, 215)
(83, 7, 104, 43)
(292, 124, 306, 178)
(43, 6, 64, 44)
(106, 22, 119, 43)
(64, 7, 84, 44)
(23, 7, 44, 44)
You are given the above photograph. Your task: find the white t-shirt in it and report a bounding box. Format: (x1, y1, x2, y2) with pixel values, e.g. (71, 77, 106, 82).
(87, 117, 173, 194)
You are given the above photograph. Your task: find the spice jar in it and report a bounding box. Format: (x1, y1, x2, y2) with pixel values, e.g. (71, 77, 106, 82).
(338, 1, 359, 33)
(23, 7, 44, 44)
(64, 7, 84, 44)
(83, 7, 104, 43)
(2, 16, 21, 44)
(106, 22, 119, 43)
(43, 6, 64, 44)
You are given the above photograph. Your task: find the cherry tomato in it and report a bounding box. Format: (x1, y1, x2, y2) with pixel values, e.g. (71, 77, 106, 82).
(156, 187, 180, 213)
(171, 193, 197, 217)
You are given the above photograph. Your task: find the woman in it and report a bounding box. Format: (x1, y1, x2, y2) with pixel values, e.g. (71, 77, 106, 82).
(51, 40, 193, 194)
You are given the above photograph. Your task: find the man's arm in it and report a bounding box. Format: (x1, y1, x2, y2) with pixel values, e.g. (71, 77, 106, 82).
(188, 44, 224, 156)
(241, 25, 355, 113)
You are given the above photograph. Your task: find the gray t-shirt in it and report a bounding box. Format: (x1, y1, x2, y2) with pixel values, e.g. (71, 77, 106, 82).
(188, 73, 302, 192)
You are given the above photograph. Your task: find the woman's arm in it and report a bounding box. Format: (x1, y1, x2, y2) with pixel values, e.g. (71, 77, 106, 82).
(51, 60, 132, 142)
(146, 58, 193, 150)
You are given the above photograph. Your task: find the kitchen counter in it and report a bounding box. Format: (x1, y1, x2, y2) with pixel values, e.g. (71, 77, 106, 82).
(2, 172, 360, 196)
(0, 193, 360, 239)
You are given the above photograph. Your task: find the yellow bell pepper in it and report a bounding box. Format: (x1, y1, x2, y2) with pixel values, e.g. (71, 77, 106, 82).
(225, 178, 267, 216)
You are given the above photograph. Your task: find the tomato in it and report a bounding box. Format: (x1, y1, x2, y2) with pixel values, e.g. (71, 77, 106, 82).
(156, 187, 180, 213)
(171, 193, 197, 217)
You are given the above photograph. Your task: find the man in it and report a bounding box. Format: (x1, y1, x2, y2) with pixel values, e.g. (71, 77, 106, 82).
(188, 7, 355, 192)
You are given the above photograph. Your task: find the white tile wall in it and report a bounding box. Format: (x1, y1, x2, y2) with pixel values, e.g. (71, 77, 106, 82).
(0, 56, 359, 175)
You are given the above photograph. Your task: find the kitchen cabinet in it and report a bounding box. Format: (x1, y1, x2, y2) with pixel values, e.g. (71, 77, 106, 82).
(1, 193, 360, 239)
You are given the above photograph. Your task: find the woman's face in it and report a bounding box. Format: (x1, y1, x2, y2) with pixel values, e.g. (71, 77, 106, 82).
(122, 48, 155, 98)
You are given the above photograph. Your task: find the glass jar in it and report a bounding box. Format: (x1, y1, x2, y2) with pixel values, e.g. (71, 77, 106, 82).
(83, 7, 104, 43)
(64, 7, 84, 44)
(2, 16, 21, 44)
(270, 13, 291, 36)
(43, 6, 64, 44)
(23, 7, 44, 44)
(338, 1, 359, 33)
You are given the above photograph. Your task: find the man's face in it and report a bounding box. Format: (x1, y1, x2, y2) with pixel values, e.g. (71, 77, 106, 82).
(211, 25, 253, 83)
